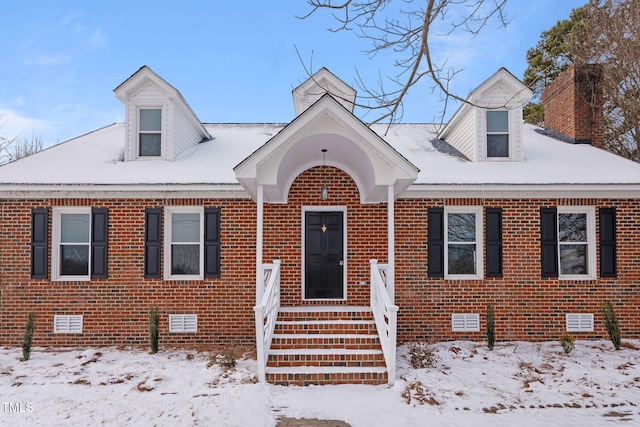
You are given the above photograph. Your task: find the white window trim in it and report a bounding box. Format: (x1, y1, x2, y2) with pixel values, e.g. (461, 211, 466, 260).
(52, 207, 91, 281)
(169, 314, 198, 333)
(566, 313, 594, 332)
(444, 206, 483, 280)
(451, 314, 480, 332)
(136, 105, 164, 160)
(557, 206, 596, 280)
(482, 109, 515, 162)
(164, 206, 204, 280)
(54, 315, 83, 333)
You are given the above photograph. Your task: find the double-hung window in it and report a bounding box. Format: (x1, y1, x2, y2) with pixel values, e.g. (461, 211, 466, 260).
(138, 108, 162, 157)
(541, 206, 597, 279)
(144, 207, 220, 280)
(558, 208, 593, 276)
(428, 207, 500, 279)
(486, 110, 509, 158)
(49, 207, 108, 281)
(165, 207, 204, 279)
(445, 207, 483, 279)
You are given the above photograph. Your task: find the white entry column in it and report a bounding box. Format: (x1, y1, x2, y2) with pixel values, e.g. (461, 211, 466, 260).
(387, 184, 395, 303)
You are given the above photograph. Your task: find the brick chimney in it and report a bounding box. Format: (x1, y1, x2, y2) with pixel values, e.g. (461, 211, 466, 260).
(541, 64, 604, 147)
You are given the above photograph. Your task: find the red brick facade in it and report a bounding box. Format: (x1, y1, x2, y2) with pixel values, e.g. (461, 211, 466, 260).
(1, 167, 639, 348)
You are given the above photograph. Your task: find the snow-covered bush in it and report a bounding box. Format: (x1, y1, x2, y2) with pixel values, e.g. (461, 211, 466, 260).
(407, 342, 438, 369)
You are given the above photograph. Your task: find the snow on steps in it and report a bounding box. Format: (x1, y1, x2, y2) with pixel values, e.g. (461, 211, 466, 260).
(265, 306, 388, 386)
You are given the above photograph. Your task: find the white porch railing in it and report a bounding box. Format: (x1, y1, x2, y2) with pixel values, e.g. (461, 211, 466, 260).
(254, 260, 281, 382)
(370, 259, 398, 386)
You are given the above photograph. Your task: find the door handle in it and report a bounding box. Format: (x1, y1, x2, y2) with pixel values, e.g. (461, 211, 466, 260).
(339, 260, 344, 266)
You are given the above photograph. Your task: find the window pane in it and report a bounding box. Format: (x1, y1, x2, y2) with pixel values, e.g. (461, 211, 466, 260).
(139, 134, 161, 156)
(448, 213, 476, 242)
(171, 244, 200, 275)
(172, 213, 200, 242)
(487, 134, 509, 157)
(61, 214, 90, 243)
(61, 244, 89, 275)
(140, 109, 161, 131)
(560, 244, 587, 275)
(487, 111, 508, 132)
(448, 244, 476, 275)
(559, 213, 587, 242)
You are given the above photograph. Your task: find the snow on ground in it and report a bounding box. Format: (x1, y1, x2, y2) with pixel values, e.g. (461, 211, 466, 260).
(1, 340, 638, 426)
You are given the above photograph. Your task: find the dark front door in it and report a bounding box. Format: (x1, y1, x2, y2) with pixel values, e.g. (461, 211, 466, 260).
(305, 211, 344, 299)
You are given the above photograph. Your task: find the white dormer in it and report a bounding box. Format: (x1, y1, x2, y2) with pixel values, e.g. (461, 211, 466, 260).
(438, 68, 533, 162)
(114, 66, 211, 162)
(292, 68, 356, 116)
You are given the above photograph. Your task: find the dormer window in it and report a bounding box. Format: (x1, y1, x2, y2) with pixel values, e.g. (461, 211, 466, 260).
(486, 110, 509, 158)
(138, 108, 162, 157)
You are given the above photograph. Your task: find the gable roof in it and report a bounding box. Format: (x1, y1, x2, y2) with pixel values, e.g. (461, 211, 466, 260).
(0, 66, 639, 199)
(292, 68, 357, 116)
(234, 93, 419, 203)
(439, 67, 533, 140)
(114, 66, 211, 161)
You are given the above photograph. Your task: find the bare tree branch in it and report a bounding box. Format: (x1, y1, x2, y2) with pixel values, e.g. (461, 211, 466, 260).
(299, 0, 513, 129)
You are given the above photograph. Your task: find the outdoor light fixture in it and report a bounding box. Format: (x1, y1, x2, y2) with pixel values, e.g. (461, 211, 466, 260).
(321, 149, 328, 200)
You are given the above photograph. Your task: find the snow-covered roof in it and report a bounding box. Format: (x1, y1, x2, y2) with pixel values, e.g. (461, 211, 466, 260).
(1, 121, 639, 196)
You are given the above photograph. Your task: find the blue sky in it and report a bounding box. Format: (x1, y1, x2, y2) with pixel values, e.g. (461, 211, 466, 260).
(1, 0, 586, 146)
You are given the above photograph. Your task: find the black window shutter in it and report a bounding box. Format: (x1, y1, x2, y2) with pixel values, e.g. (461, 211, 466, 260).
(599, 207, 617, 278)
(540, 208, 558, 278)
(31, 208, 48, 279)
(427, 208, 444, 278)
(485, 208, 503, 278)
(91, 208, 109, 279)
(144, 208, 162, 278)
(204, 208, 221, 278)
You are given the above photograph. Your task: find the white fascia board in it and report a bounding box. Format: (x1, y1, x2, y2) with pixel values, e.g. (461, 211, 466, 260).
(0, 184, 249, 199)
(402, 183, 640, 199)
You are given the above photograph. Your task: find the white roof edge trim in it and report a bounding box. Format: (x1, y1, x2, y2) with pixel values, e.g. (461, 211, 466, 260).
(402, 184, 640, 199)
(0, 184, 249, 199)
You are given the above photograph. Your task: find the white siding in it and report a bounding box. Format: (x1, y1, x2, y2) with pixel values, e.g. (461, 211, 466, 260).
(442, 107, 476, 161)
(171, 101, 203, 160)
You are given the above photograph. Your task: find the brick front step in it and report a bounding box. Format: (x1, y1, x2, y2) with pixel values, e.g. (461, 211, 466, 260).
(267, 349, 384, 368)
(274, 320, 377, 335)
(266, 306, 389, 385)
(265, 366, 388, 386)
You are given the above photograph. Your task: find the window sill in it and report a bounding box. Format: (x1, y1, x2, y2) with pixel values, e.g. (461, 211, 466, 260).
(558, 275, 596, 281)
(52, 276, 91, 282)
(444, 274, 484, 280)
(165, 274, 204, 281)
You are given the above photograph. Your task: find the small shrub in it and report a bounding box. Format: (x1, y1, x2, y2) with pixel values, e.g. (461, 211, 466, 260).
(22, 313, 36, 361)
(486, 304, 495, 350)
(407, 342, 438, 369)
(559, 331, 575, 355)
(148, 305, 160, 354)
(601, 301, 621, 350)
(208, 344, 238, 370)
